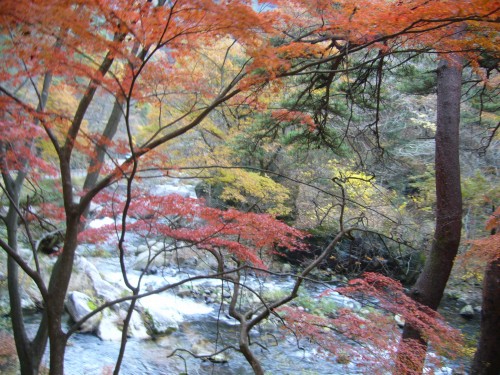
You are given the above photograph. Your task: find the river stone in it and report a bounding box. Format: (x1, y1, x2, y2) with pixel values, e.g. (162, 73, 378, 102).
(192, 339, 230, 363)
(171, 247, 199, 268)
(151, 243, 164, 252)
(327, 291, 362, 311)
(144, 307, 179, 335)
(136, 244, 149, 255)
(66, 291, 101, 333)
(133, 250, 172, 272)
(97, 310, 123, 341)
(72, 256, 124, 304)
(459, 304, 474, 319)
(20, 291, 39, 311)
(128, 310, 150, 339)
(280, 263, 292, 274)
(177, 288, 193, 298)
(151, 184, 194, 198)
(394, 314, 405, 328)
(0, 249, 52, 312)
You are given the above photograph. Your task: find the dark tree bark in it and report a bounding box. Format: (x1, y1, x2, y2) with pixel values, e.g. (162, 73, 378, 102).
(46, 214, 80, 375)
(40, 42, 120, 374)
(471, 257, 500, 374)
(82, 99, 123, 193)
(5, 178, 48, 375)
(397, 55, 463, 373)
(1, 70, 53, 375)
(81, 98, 123, 221)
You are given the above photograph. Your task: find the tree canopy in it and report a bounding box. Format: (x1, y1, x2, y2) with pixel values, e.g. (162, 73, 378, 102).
(0, 1, 498, 374)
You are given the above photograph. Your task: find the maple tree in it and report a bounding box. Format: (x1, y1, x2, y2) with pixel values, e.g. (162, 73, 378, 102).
(0, 1, 296, 374)
(279, 272, 464, 375)
(0, 0, 499, 374)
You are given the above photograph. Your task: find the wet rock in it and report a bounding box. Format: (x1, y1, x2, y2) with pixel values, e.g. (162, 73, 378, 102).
(204, 296, 214, 304)
(171, 247, 198, 268)
(280, 263, 292, 274)
(65, 291, 101, 333)
(143, 306, 179, 336)
(444, 290, 461, 300)
(394, 314, 405, 328)
(176, 289, 192, 298)
(173, 246, 220, 271)
(128, 310, 150, 339)
(135, 244, 148, 255)
(21, 291, 39, 311)
(18, 247, 35, 261)
(133, 249, 171, 272)
(94, 308, 150, 341)
(98, 310, 123, 341)
(151, 183, 194, 198)
(72, 256, 124, 305)
(258, 318, 279, 333)
(37, 229, 64, 255)
(208, 353, 230, 364)
(459, 304, 474, 319)
(141, 266, 158, 275)
(192, 339, 231, 363)
(326, 291, 362, 311)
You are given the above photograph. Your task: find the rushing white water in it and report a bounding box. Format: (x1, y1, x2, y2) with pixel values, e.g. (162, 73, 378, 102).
(140, 293, 213, 318)
(88, 216, 115, 229)
(46, 177, 462, 374)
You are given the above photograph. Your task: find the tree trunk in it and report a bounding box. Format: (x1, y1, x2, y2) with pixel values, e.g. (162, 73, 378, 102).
(82, 98, 123, 219)
(113, 296, 138, 375)
(47, 320, 68, 375)
(396, 55, 463, 373)
(3, 167, 49, 375)
(239, 323, 265, 375)
(46, 214, 81, 375)
(6, 190, 34, 374)
(1, 68, 53, 374)
(470, 258, 500, 374)
(5, 188, 49, 375)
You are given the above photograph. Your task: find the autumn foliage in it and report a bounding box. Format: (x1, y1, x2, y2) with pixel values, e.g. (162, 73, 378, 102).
(280, 273, 464, 374)
(457, 207, 500, 279)
(272, 0, 499, 52)
(81, 192, 305, 268)
(469, 207, 500, 261)
(1, 0, 499, 374)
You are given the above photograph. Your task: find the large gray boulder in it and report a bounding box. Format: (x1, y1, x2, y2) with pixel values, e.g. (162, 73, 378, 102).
(459, 304, 475, 319)
(128, 310, 150, 339)
(96, 308, 150, 341)
(97, 310, 123, 341)
(65, 291, 101, 333)
(191, 338, 231, 363)
(71, 256, 124, 305)
(133, 244, 220, 274)
(144, 307, 179, 336)
(132, 247, 173, 272)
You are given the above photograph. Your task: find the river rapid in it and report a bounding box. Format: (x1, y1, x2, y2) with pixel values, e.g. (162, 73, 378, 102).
(26, 256, 369, 375)
(23, 254, 467, 375)
(19, 176, 473, 374)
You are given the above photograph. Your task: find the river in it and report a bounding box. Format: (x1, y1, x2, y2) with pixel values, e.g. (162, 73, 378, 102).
(16, 176, 475, 374)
